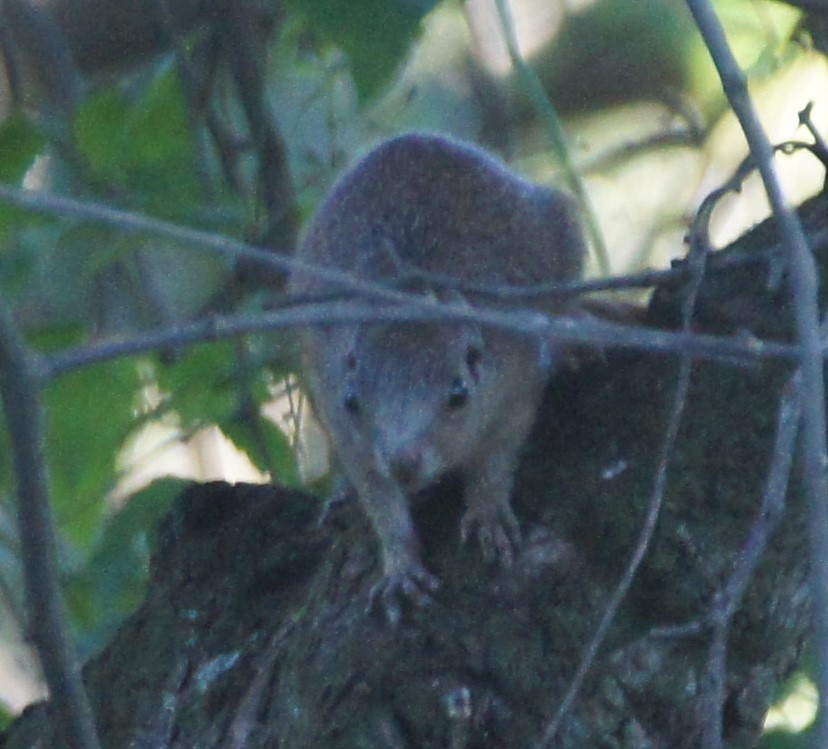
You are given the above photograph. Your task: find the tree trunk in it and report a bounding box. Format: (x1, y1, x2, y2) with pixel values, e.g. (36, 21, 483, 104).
(3, 194, 824, 748)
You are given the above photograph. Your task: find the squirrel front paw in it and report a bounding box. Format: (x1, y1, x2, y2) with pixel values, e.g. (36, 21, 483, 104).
(368, 556, 440, 626)
(460, 502, 522, 566)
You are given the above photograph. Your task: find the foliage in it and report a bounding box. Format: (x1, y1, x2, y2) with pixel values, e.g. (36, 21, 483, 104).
(0, 0, 819, 741)
(154, 341, 299, 484)
(73, 67, 199, 216)
(0, 36, 301, 672)
(0, 705, 11, 731)
(763, 728, 815, 749)
(44, 357, 143, 547)
(283, 0, 438, 100)
(0, 114, 46, 237)
(65, 478, 185, 657)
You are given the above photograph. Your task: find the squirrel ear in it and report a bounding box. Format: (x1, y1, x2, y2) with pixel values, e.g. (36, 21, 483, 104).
(363, 230, 405, 276)
(465, 343, 483, 383)
(325, 325, 359, 370)
(460, 326, 485, 382)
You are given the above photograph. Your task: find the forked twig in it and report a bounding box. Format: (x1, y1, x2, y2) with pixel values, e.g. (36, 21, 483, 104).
(0, 303, 101, 749)
(685, 2, 828, 745)
(535, 153, 713, 748)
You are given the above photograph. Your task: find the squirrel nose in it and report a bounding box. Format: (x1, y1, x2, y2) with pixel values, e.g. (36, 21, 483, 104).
(391, 448, 423, 487)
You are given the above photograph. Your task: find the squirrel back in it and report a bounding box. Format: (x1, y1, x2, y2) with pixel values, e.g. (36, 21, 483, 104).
(291, 133, 584, 297)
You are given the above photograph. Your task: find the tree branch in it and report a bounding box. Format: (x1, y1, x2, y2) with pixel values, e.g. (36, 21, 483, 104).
(0, 180, 814, 381)
(685, 1, 828, 744)
(38, 297, 802, 383)
(492, 0, 609, 275)
(214, 0, 298, 254)
(0, 302, 101, 749)
(536, 155, 714, 748)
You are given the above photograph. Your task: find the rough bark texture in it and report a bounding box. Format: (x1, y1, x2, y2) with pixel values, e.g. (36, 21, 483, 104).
(3, 195, 827, 748)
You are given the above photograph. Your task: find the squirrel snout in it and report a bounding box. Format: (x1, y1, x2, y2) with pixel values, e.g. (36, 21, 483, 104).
(389, 442, 440, 490)
(391, 448, 424, 488)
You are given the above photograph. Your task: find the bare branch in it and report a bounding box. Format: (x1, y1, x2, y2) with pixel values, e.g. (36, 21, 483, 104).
(685, 2, 828, 744)
(536, 151, 714, 749)
(3, 173, 826, 317)
(491, 0, 609, 275)
(215, 0, 298, 253)
(39, 298, 802, 382)
(0, 302, 101, 749)
(702, 368, 801, 746)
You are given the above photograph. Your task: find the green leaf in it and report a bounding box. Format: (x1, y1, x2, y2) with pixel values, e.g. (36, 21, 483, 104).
(73, 88, 131, 180)
(27, 323, 85, 352)
(73, 65, 197, 215)
(687, 0, 802, 109)
(155, 342, 241, 429)
(121, 69, 197, 211)
(0, 113, 47, 236)
(65, 477, 184, 656)
(156, 340, 299, 482)
(0, 229, 38, 299)
(125, 68, 191, 164)
(0, 113, 45, 182)
(54, 222, 124, 286)
(44, 359, 143, 549)
(762, 727, 814, 749)
(0, 703, 12, 731)
(285, 0, 437, 99)
(224, 415, 299, 486)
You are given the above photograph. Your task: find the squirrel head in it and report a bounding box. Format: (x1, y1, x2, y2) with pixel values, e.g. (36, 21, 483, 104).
(335, 321, 495, 489)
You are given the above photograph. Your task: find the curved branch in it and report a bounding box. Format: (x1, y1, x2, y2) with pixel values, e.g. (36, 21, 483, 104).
(0, 302, 101, 749)
(685, 1, 828, 745)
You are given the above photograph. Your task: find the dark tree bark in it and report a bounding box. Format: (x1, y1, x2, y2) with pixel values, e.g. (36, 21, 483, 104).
(2, 195, 825, 748)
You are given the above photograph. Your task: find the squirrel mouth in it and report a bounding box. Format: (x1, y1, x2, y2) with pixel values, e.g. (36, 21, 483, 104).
(391, 458, 434, 492)
(388, 442, 440, 491)
(394, 468, 427, 492)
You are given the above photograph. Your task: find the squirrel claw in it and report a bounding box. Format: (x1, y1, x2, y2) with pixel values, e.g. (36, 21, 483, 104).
(368, 563, 440, 625)
(460, 506, 522, 566)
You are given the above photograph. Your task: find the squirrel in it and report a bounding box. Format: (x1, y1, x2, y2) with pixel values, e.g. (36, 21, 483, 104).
(289, 133, 586, 620)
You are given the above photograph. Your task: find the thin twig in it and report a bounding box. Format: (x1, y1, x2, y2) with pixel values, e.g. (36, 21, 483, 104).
(702, 368, 801, 747)
(579, 127, 701, 175)
(39, 299, 801, 383)
(685, 3, 828, 745)
(215, 2, 298, 250)
(234, 338, 279, 479)
(641, 128, 807, 746)
(1, 180, 826, 310)
(0, 186, 813, 381)
(0, 181, 583, 313)
(536, 161, 713, 749)
(492, 0, 609, 275)
(798, 103, 828, 167)
(0, 303, 101, 749)
(535, 331, 696, 748)
(154, 0, 215, 197)
(649, 366, 802, 742)
(717, 371, 801, 622)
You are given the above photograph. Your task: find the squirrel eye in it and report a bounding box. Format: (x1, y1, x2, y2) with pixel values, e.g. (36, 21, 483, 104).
(447, 377, 469, 410)
(343, 390, 361, 416)
(465, 346, 482, 382)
